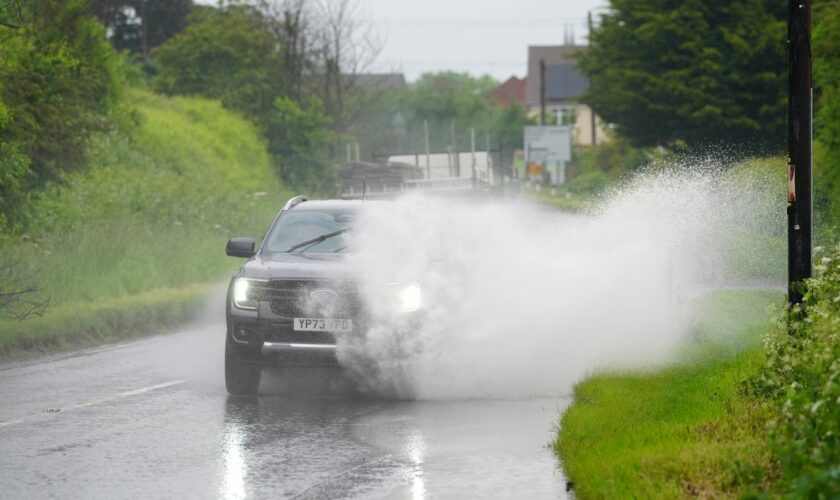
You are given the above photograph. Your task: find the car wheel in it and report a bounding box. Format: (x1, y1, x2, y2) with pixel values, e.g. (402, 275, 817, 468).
(225, 338, 261, 396)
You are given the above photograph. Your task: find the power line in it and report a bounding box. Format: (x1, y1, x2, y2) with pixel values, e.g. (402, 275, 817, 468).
(377, 60, 524, 67)
(371, 17, 589, 30)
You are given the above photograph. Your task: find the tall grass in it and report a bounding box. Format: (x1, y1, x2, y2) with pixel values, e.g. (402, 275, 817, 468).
(555, 290, 784, 498)
(0, 89, 294, 352)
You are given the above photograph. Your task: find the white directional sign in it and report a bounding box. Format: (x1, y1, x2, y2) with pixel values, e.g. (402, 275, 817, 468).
(524, 126, 572, 164)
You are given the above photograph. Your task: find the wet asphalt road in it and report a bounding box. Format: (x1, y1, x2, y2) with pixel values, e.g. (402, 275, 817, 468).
(0, 323, 568, 499)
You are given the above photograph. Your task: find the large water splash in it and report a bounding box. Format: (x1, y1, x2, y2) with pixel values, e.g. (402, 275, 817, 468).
(336, 166, 784, 399)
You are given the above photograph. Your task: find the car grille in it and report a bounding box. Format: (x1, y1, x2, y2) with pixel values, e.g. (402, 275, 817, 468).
(249, 279, 363, 319)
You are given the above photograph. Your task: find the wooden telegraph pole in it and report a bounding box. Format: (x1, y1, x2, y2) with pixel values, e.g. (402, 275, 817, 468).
(787, 0, 813, 307)
(540, 59, 546, 126)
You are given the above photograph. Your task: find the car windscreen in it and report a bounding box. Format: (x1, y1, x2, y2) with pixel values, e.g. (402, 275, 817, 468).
(263, 209, 354, 253)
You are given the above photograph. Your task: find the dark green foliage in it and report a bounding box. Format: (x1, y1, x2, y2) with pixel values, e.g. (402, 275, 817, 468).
(399, 72, 532, 154)
(490, 102, 534, 157)
(754, 245, 840, 496)
(347, 71, 533, 167)
(814, 0, 840, 225)
(90, 0, 192, 55)
(0, 0, 121, 227)
(154, 4, 335, 193)
(0, 0, 25, 28)
(155, 5, 284, 120)
(342, 85, 406, 159)
(582, 0, 786, 151)
(266, 97, 335, 193)
(0, 102, 30, 230)
(574, 137, 649, 177)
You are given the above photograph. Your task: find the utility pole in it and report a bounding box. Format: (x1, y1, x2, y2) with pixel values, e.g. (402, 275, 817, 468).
(424, 119, 431, 179)
(787, 0, 812, 307)
(540, 59, 547, 126)
(449, 120, 456, 177)
(470, 128, 476, 183)
(588, 11, 598, 146)
(485, 131, 493, 185)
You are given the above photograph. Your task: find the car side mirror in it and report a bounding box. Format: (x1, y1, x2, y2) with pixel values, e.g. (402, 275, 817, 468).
(226, 237, 256, 258)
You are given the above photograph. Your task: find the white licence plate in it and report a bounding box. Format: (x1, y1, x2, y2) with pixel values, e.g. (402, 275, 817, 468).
(293, 318, 353, 333)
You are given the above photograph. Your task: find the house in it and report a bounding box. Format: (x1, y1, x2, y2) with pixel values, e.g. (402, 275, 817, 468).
(487, 76, 526, 107)
(524, 45, 606, 146)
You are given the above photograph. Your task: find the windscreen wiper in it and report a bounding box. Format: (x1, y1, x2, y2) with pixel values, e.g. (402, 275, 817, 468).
(286, 228, 351, 253)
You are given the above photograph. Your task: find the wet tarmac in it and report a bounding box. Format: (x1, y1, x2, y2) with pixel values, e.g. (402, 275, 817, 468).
(0, 325, 569, 499)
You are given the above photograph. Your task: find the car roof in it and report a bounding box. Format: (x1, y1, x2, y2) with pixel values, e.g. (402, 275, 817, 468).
(289, 199, 389, 211)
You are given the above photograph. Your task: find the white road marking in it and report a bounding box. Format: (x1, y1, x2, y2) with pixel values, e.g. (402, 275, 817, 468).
(0, 379, 186, 428)
(0, 418, 24, 428)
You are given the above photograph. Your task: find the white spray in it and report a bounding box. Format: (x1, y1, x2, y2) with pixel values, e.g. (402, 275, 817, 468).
(335, 167, 784, 400)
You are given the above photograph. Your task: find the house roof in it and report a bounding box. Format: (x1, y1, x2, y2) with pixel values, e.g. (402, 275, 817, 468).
(545, 62, 589, 101)
(525, 45, 586, 105)
(487, 76, 526, 107)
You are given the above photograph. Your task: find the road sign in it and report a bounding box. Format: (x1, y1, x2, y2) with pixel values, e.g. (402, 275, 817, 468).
(524, 126, 572, 165)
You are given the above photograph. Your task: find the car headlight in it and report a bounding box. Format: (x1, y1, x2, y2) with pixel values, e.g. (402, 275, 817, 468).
(394, 283, 422, 313)
(232, 277, 263, 310)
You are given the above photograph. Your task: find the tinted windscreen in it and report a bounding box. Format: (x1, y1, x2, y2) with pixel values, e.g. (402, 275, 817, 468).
(264, 210, 354, 253)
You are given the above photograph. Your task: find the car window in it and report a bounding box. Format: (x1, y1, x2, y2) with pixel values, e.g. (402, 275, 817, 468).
(264, 210, 353, 253)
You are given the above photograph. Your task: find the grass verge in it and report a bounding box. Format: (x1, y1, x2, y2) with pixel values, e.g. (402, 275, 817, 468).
(528, 188, 590, 211)
(555, 290, 785, 498)
(0, 283, 216, 360)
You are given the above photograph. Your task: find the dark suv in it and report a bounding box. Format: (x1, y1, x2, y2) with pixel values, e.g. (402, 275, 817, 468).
(224, 196, 420, 395)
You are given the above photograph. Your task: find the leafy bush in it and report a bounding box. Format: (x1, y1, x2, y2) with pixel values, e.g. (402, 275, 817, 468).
(754, 244, 840, 496)
(574, 137, 650, 178)
(154, 4, 282, 121)
(567, 169, 612, 196)
(814, 0, 840, 226)
(154, 4, 337, 193)
(266, 97, 335, 193)
(0, 0, 122, 227)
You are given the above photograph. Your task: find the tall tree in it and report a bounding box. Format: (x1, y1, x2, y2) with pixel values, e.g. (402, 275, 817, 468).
(155, 3, 340, 192)
(581, 0, 786, 151)
(398, 72, 530, 154)
(155, 4, 284, 121)
(0, 0, 120, 182)
(313, 0, 380, 136)
(91, 0, 192, 58)
(813, 0, 840, 222)
(0, 0, 121, 227)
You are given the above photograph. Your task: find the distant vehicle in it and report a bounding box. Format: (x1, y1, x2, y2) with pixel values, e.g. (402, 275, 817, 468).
(223, 196, 422, 395)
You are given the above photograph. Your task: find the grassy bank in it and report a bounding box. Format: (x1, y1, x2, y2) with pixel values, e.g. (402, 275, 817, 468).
(529, 188, 590, 211)
(0, 284, 214, 358)
(556, 290, 785, 498)
(0, 89, 292, 358)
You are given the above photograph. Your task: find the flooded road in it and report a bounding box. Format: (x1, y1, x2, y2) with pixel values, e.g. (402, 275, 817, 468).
(0, 325, 568, 499)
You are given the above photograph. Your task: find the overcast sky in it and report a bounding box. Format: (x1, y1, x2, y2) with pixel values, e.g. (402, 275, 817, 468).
(361, 0, 608, 81)
(196, 0, 608, 82)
